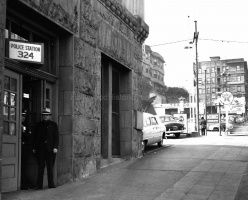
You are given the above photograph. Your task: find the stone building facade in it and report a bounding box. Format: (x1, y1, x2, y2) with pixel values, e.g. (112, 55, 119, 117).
(0, 0, 148, 195)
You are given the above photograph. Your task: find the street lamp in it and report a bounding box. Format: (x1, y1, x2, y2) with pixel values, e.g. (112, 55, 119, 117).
(215, 98, 224, 136)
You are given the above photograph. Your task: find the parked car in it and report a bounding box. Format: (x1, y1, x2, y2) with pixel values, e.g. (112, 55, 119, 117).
(141, 113, 166, 152)
(236, 116, 245, 124)
(208, 119, 226, 131)
(159, 115, 184, 138)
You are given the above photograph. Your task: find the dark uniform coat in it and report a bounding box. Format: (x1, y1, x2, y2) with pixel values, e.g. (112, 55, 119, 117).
(33, 120, 59, 153)
(32, 119, 59, 188)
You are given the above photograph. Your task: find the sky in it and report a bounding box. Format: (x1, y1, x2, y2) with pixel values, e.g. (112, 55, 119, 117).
(144, 0, 248, 92)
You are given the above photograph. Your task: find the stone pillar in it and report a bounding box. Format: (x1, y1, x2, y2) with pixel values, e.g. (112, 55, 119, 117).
(58, 35, 74, 185)
(119, 70, 133, 157)
(0, 0, 6, 198)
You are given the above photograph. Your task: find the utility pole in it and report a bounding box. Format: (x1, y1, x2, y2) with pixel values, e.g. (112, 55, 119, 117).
(204, 69, 207, 136)
(192, 21, 200, 134)
(217, 102, 222, 136)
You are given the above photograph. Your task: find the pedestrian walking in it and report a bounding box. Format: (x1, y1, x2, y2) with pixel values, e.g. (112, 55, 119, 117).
(199, 117, 206, 136)
(32, 108, 59, 190)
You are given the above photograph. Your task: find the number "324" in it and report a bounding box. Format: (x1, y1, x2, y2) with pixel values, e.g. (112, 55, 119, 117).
(18, 51, 34, 59)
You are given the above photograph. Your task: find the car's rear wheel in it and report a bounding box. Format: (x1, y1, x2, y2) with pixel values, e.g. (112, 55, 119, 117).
(175, 133, 180, 138)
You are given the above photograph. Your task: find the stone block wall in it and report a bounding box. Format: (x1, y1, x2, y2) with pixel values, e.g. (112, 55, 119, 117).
(73, 0, 101, 176)
(2, 0, 148, 185)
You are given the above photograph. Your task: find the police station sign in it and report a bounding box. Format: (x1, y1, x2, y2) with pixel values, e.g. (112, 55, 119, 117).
(7, 40, 44, 64)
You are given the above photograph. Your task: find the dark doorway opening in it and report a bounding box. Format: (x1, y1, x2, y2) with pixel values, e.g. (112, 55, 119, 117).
(21, 75, 40, 190)
(101, 55, 121, 158)
(112, 69, 120, 156)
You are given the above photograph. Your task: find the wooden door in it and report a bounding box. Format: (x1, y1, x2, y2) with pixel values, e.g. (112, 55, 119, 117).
(2, 70, 20, 192)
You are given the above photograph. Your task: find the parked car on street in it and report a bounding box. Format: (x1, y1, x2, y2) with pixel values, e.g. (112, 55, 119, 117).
(236, 116, 245, 124)
(208, 119, 226, 131)
(141, 113, 166, 152)
(159, 115, 184, 138)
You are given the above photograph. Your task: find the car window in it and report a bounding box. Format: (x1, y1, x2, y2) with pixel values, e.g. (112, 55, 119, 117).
(145, 118, 151, 126)
(151, 117, 158, 125)
(160, 116, 177, 122)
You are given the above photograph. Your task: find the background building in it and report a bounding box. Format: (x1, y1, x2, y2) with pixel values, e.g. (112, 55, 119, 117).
(142, 45, 166, 103)
(198, 57, 247, 117)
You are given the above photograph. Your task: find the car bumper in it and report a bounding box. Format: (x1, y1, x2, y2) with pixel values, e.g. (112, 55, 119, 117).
(165, 130, 184, 135)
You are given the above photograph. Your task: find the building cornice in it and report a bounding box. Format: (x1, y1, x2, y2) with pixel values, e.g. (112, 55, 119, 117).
(99, 0, 149, 44)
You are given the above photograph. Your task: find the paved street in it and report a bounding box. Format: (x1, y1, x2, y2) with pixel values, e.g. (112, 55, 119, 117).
(3, 124, 248, 200)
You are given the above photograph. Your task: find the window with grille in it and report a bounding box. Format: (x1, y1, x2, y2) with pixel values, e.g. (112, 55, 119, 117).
(3, 76, 17, 135)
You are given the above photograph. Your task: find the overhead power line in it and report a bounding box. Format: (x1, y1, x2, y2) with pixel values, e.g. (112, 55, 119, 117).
(150, 39, 190, 47)
(150, 38, 248, 47)
(199, 38, 248, 43)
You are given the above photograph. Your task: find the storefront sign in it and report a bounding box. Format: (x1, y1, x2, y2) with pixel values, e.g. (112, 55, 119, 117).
(7, 40, 44, 64)
(220, 92, 233, 105)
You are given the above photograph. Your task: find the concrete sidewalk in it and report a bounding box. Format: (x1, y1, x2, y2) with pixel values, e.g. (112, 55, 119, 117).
(2, 126, 248, 200)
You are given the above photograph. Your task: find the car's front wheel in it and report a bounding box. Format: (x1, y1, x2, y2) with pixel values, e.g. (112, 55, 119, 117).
(175, 133, 180, 138)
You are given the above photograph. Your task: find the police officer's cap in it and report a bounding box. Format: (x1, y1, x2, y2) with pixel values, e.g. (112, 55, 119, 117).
(41, 108, 52, 115)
